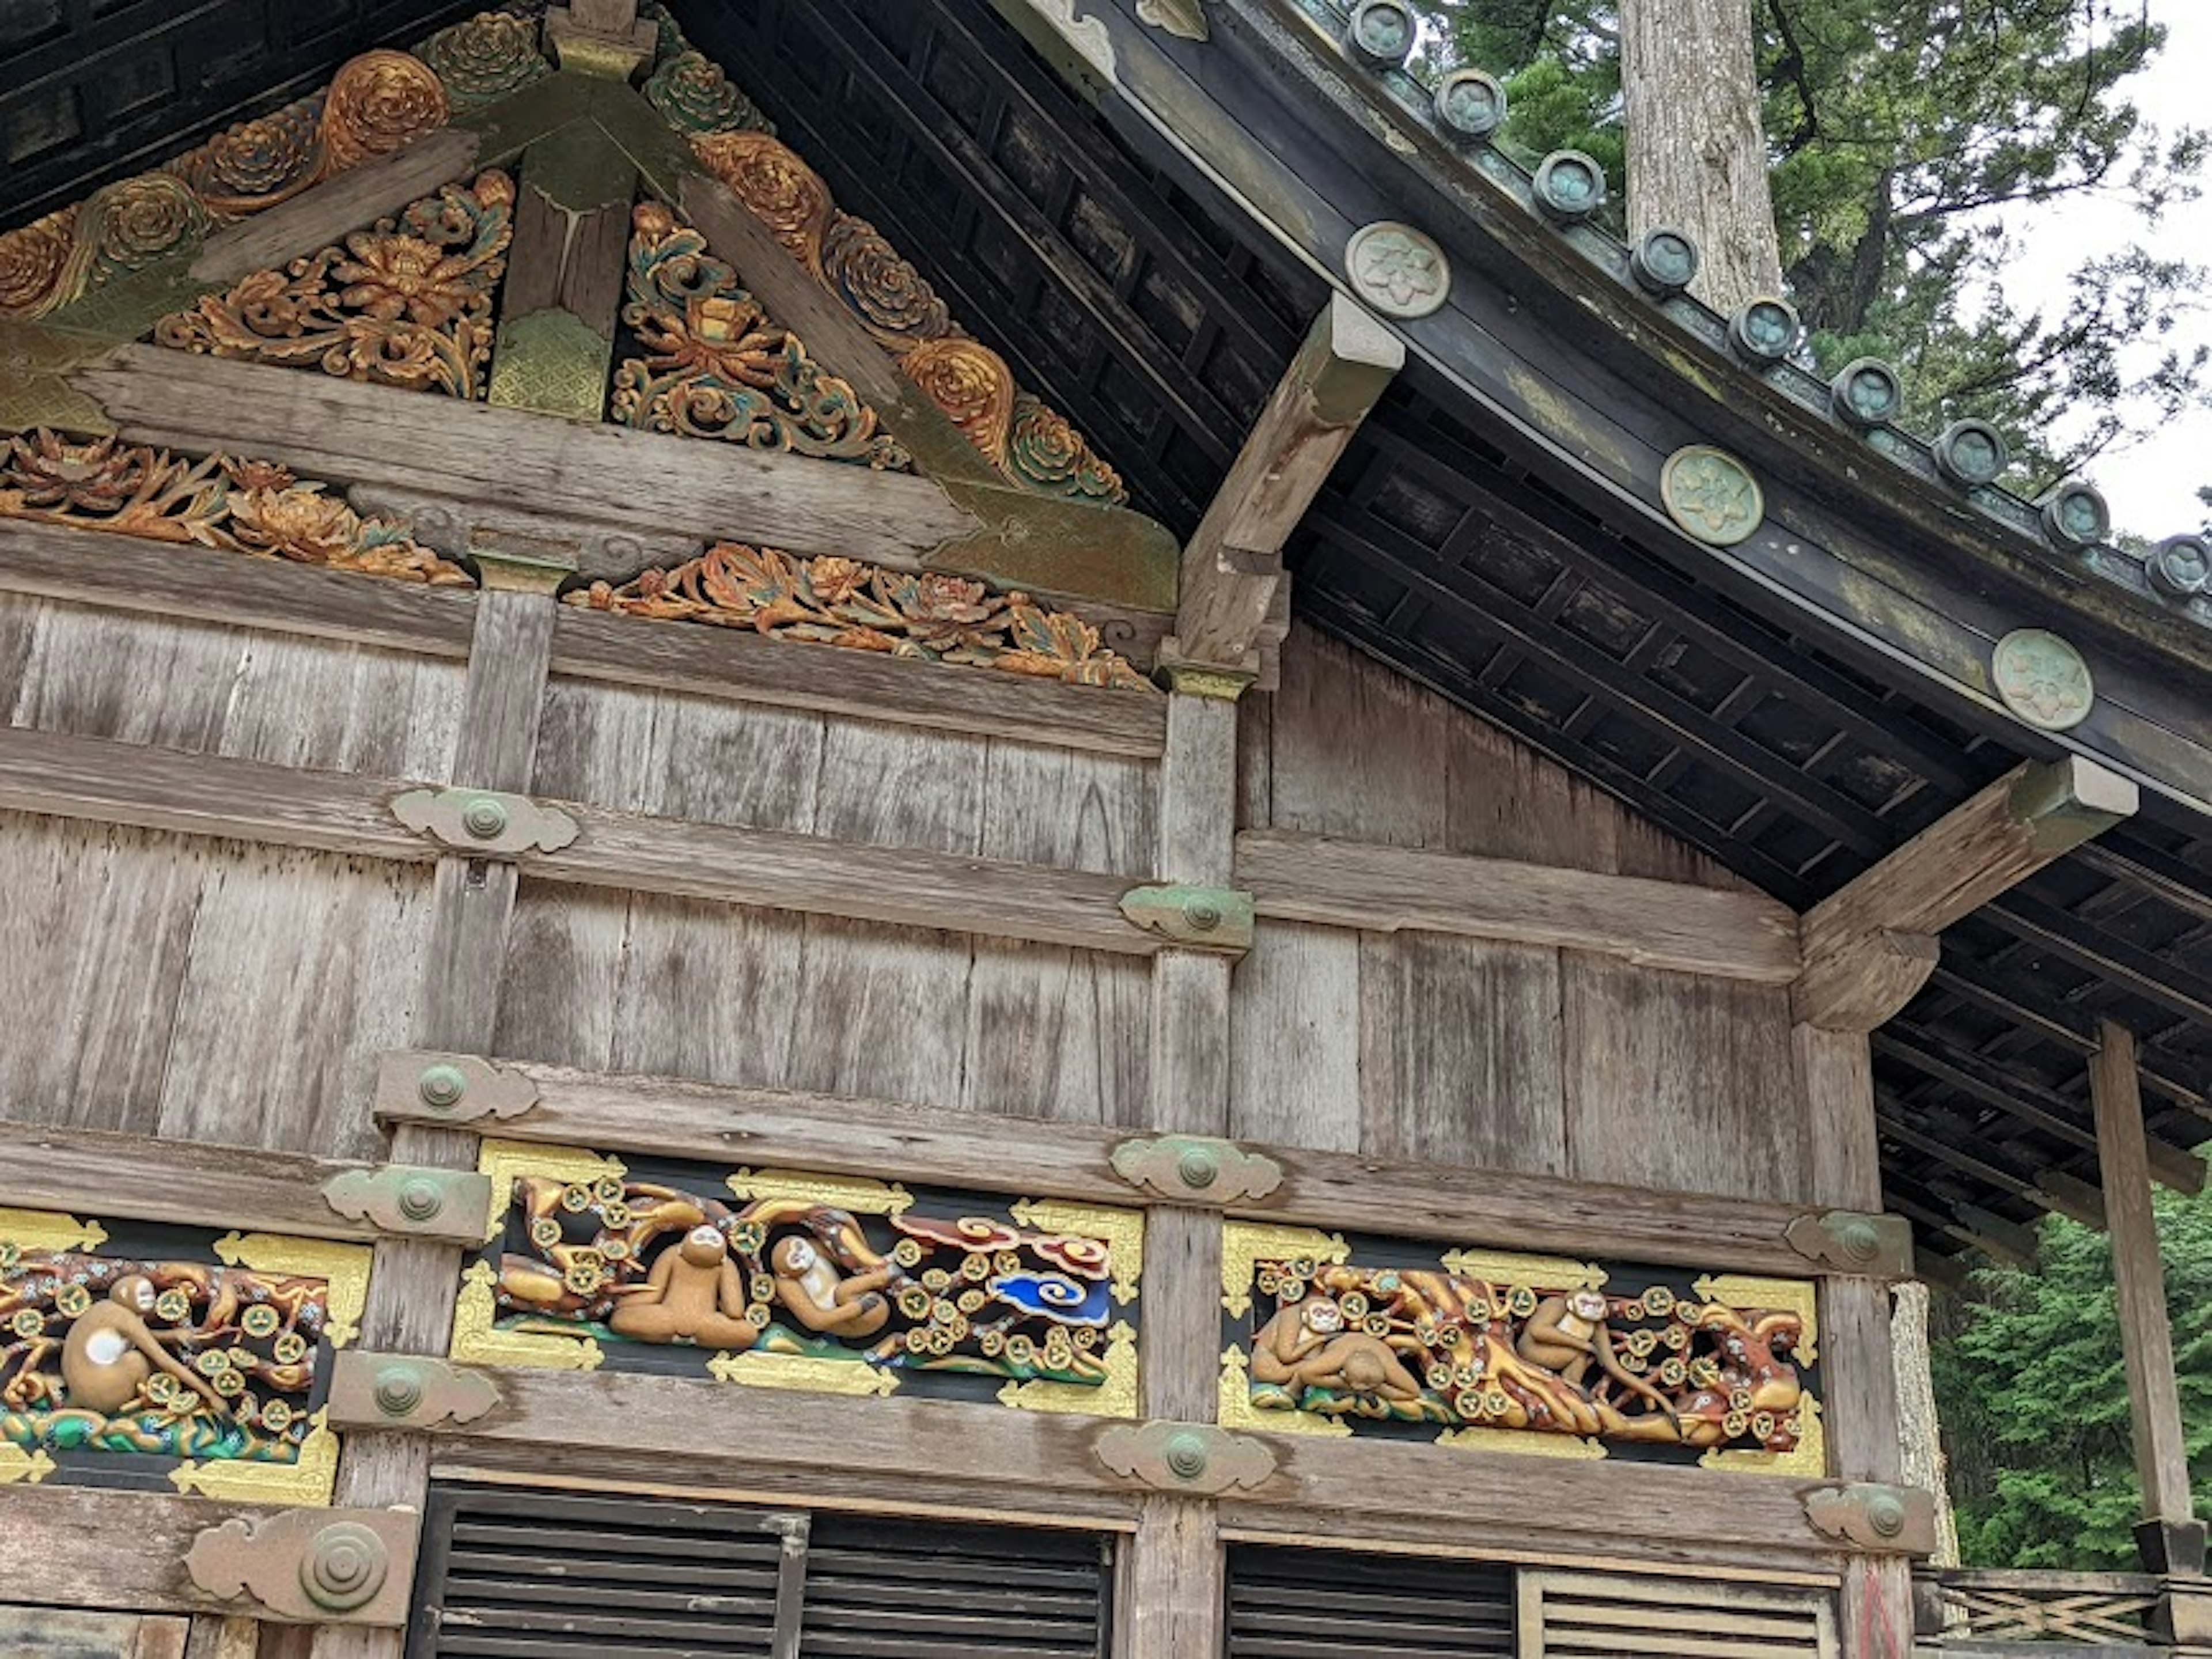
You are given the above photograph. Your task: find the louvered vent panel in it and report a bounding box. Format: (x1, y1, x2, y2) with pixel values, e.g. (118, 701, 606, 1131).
(1226, 1542, 1516, 1657)
(412, 1483, 801, 1658)
(1520, 1570, 1838, 1658)
(797, 1514, 1109, 1658)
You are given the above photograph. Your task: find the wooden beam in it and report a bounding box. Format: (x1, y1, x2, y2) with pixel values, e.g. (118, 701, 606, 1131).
(0, 1120, 479, 1244)
(2092, 1021, 2203, 1567)
(1237, 828, 1801, 983)
(0, 517, 479, 658)
(1795, 757, 2138, 1031)
(0, 726, 1158, 958)
(373, 1049, 1895, 1279)
(73, 346, 984, 574)
(1171, 294, 1403, 669)
(550, 608, 1168, 758)
(191, 129, 486, 288)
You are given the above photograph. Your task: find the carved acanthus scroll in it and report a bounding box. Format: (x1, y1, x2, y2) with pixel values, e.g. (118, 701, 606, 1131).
(0, 428, 472, 585)
(690, 130, 1126, 505)
(566, 541, 1153, 689)
(154, 171, 516, 400)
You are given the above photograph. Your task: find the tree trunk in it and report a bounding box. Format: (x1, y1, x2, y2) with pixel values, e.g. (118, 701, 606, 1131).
(1620, 0, 1785, 315)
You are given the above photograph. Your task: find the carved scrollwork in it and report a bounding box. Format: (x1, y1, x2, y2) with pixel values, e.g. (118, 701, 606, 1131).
(612, 203, 908, 467)
(565, 541, 1154, 690)
(0, 429, 473, 585)
(690, 130, 1127, 505)
(154, 171, 515, 400)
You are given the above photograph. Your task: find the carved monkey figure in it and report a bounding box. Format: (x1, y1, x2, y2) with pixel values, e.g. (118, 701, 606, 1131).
(1252, 1296, 1424, 1402)
(61, 1275, 224, 1416)
(607, 1225, 762, 1349)
(1514, 1289, 1678, 1426)
(768, 1236, 897, 1339)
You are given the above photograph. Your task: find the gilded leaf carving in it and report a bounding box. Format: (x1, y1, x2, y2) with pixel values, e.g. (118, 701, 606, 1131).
(690, 130, 1127, 505)
(612, 203, 910, 468)
(567, 543, 1154, 691)
(0, 429, 472, 586)
(154, 171, 515, 400)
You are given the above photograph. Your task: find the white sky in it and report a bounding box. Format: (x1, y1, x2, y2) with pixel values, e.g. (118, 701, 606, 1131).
(1997, 0, 2212, 538)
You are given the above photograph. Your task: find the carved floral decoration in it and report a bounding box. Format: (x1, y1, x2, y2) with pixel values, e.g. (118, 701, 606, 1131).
(0, 429, 472, 585)
(691, 130, 1127, 506)
(567, 542, 1153, 690)
(1222, 1226, 1823, 1475)
(613, 203, 908, 466)
(0, 49, 454, 320)
(414, 8, 552, 109)
(154, 172, 516, 400)
(0, 1208, 369, 1502)
(455, 1144, 1140, 1416)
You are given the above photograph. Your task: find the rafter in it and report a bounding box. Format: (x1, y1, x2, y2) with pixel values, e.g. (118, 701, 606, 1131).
(1794, 756, 2138, 1031)
(1168, 293, 1402, 675)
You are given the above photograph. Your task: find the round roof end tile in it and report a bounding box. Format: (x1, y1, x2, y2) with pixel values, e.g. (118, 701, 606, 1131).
(1830, 358, 1904, 429)
(1729, 296, 1800, 363)
(1532, 150, 1607, 222)
(2149, 535, 2210, 599)
(1433, 68, 1506, 141)
(1345, 0, 1416, 66)
(1933, 419, 2010, 488)
(2037, 481, 2111, 550)
(1628, 227, 1698, 297)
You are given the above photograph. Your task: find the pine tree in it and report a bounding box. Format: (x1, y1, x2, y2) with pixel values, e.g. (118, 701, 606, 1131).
(1931, 1188, 2212, 1569)
(1415, 0, 2211, 485)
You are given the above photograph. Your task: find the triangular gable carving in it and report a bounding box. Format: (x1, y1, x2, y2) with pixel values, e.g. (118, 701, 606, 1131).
(0, 48, 463, 321)
(615, 202, 911, 468)
(149, 172, 517, 402)
(691, 130, 1127, 507)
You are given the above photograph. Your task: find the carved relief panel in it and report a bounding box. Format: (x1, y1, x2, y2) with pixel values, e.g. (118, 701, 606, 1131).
(0, 1207, 369, 1502)
(1221, 1224, 1822, 1474)
(454, 1141, 1141, 1415)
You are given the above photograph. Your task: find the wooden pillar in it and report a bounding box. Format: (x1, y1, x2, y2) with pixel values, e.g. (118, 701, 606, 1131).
(1117, 680, 1241, 1659)
(2092, 1021, 2205, 1580)
(312, 545, 566, 1659)
(1797, 1024, 1916, 1658)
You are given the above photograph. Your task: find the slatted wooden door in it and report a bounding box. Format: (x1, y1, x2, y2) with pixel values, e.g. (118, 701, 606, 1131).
(1517, 1569, 1839, 1658)
(408, 1483, 1113, 1658)
(1225, 1543, 1517, 1657)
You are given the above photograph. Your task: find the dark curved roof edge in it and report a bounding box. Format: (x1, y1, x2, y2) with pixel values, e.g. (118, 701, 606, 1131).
(1001, 0, 2212, 821)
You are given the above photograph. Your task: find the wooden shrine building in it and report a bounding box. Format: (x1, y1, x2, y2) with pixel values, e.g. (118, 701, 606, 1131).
(1, 2, 2208, 1655)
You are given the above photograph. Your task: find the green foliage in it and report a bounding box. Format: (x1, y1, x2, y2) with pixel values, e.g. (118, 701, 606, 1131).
(1410, 0, 2211, 486)
(1931, 1188, 2212, 1569)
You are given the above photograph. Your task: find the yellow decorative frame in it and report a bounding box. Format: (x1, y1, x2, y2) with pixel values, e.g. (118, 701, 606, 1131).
(1440, 1246, 1607, 1293)
(1219, 1222, 1350, 1317)
(1008, 1197, 1146, 1303)
(479, 1138, 629, 1241)
(725, 1168, 912, 1216)
(0, 1210, 369, 1505)
(998, 1320, 1138, 1418)
(708, 1349, 899, 1397)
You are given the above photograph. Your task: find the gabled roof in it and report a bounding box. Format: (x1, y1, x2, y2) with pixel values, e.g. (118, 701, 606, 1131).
(2, 0, 2207, 1272)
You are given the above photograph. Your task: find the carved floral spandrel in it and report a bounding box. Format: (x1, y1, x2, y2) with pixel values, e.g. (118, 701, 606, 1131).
(1222, 1228, 1824, 1475)
(455, 1144, 1140, 1415)
(690, 130, 1128, 506)
(0, 49, 456, 320)
(0, 1209, 370, 1503)
(0, 428, 472, 585)
(567, 541, 1154, 691)
(613, 203, 910, 468)
(153, 171, 516, 400)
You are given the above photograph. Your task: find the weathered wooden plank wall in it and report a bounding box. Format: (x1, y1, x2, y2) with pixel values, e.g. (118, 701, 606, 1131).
(1233, 625, 1806, 1202)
